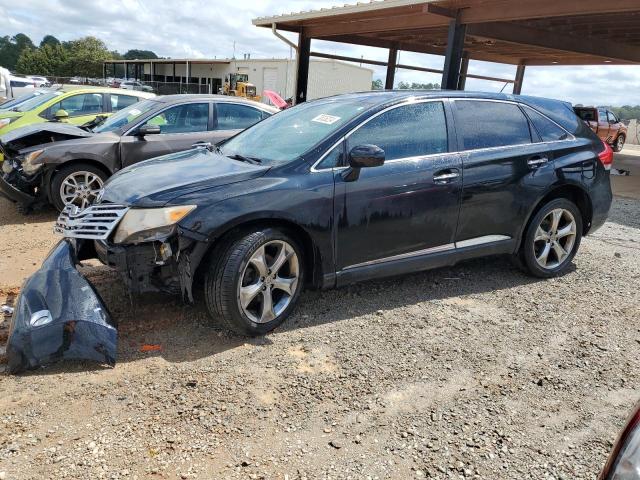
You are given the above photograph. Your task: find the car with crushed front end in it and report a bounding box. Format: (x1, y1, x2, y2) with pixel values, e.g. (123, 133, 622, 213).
(6, 90, 613, 373)
(0, 94, 277, 211)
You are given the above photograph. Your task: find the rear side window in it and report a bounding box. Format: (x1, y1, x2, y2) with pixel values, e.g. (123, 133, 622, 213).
(347, 101, 448, 161)
(111, 94, 139, 112)
(454, 100, 532, 151)
(216, 103, 264, 130)
(523, 106, 568, 142)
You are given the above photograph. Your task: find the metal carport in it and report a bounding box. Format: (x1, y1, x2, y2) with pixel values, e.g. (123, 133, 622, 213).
(253, 0, 640, 103)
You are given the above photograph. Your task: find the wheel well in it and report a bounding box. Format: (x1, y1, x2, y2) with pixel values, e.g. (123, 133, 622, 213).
(520, 185, 593, 249)
(194, 218, 322, 289)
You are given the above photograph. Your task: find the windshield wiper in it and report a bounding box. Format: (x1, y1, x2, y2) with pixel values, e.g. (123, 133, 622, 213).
(226, 153, 262, 165)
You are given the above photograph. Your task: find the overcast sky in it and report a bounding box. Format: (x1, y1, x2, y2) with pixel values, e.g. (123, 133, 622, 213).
(2, 0, 640, 106)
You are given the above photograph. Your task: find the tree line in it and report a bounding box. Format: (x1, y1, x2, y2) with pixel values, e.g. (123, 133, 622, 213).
(0, 33, 158, 78)
(372, 78, 441, 90)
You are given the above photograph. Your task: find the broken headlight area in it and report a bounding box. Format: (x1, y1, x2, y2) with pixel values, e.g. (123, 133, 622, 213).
(0, 158, 46, 207)
(6, 239, 117, 374)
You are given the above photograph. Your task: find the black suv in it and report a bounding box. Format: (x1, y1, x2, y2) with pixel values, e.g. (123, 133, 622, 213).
(7, 91, 613, 373)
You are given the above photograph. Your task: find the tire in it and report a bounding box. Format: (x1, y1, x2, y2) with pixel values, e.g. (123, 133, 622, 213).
(613, 134, 625, 153)
(50, 163, 108, 211)
(204, 228, 305, 336)
(518, 198, 583, 278)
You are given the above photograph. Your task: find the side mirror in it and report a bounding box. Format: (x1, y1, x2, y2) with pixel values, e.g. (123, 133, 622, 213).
(348, 144, 385, 168)
(138, 124, 161, 136)
(54, 109, 69, 120)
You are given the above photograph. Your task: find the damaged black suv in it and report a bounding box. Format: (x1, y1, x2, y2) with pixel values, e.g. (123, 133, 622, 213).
(7, 91, 613, 373)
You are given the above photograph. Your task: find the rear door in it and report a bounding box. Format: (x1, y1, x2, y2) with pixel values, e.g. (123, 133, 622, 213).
(452, 99, 559, 246)
(335, 100, 461, 270)
(119, 101, 212, 167)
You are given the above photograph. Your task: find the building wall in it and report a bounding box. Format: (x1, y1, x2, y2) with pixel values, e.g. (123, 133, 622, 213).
(140, 58, 373, 100)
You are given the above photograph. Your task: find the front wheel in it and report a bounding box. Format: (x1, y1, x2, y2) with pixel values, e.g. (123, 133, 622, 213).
(613, 134, 625, 153)
(205, 228, 304, 336)
(50, 163, 108, 211)
(518, 198, 583, 278)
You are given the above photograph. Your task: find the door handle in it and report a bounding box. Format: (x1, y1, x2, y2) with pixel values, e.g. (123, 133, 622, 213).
(527, 156, 549, 168)
(433, 169, 460, 184)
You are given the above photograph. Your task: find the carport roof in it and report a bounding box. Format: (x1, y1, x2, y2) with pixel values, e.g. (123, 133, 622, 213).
(253, 0, 640, 65)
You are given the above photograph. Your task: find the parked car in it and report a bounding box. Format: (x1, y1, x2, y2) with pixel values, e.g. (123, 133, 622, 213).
(574, 106, 627, 152)
(600, 402, 640, 479)
(120, 80, 154, 93)
(8, 74, 36, 97)
(0, 95, 277, 211)
(27, 76, 51, 88)
(5, 91, 613, 373)
(0, 89, 50, 110)
(0, 87, 154, 135)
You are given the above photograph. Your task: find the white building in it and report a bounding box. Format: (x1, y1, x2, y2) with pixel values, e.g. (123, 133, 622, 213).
(105, 58, 373, 101)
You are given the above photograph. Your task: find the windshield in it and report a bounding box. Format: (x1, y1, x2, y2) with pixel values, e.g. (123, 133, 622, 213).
(0, 90, 46, 110)
(220, 98, 370, 165)
(93, 99, 159, 133)
(14, 91, 63, 112)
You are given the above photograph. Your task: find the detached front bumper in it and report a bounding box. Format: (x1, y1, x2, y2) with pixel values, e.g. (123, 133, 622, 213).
(6, 239, 117, 374)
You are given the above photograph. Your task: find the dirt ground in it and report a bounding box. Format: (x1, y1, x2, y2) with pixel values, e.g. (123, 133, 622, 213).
(0, 154, 639, 479)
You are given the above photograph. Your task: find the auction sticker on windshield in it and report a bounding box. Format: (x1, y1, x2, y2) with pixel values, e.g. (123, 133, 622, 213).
(312, 114, 341, 125)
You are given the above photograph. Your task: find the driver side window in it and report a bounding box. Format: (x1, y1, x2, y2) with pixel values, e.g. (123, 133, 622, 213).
(142, 103, 209, 134)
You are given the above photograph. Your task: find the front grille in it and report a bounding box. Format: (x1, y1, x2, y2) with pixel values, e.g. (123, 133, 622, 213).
(54, 204, 129, 240)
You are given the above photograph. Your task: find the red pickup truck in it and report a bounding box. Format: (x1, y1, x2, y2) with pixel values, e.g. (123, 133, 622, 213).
(574, 106, 627, 152)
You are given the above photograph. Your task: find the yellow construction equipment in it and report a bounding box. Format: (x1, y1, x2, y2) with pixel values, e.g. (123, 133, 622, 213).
(222, 73, 260, 101)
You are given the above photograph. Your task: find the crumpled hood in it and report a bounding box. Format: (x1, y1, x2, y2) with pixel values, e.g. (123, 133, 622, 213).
(101, 148, 270, 207)
(0, 122, 93, 146)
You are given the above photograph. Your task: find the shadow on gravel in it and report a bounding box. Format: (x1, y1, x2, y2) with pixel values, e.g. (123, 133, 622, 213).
(0, 198, 57, 227)
(607, 197, 640, 230)
(14, 254, 556, 375)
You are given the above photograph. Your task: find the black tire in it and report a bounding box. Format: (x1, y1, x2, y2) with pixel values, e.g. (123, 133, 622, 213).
(613, 134, 625, 153)
(518, 198, 583, 278)
(204, 228, 305, 336)
(50, 163, 108, 211)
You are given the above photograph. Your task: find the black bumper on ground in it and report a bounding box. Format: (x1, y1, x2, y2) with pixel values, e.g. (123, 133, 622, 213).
(6, 239, 117, 374)
(0, 168, 37, 207)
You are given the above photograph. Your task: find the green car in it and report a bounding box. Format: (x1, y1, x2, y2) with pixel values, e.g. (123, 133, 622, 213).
(0, 87, 155, 138)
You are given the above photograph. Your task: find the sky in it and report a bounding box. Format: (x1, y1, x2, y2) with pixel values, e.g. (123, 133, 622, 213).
(1, 0, 640, 106)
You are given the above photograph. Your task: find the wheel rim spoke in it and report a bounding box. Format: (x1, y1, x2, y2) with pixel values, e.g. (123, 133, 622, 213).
(537, 242, 551, 267)
(534, 226, 550, 242)
(273, 276, 297, 296)
(552, 242, 568, 263)
(550, 209, 562, 233)
(249, 246, 269, 277)
(270, 243, 292, 275)
(556, 222, 575, 239)
(240, 283, 262, 309)
(260, 288, 276, 323)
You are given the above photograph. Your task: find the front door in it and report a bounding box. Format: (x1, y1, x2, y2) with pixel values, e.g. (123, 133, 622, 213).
(597, 107, 611, 142)
(335, 100, 461, 271)
(119, 102, 215, 167)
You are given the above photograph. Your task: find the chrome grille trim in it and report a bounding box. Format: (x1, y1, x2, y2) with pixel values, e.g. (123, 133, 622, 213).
(54, 204, 129, 240)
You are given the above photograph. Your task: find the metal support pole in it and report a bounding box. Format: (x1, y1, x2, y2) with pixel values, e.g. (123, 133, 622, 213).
(441, 19, 467, 90)
(457, 55, 469, 90)
(513, 64, 526, 94)
(295, 32, 311, 104)
(385, 47, 398, 90)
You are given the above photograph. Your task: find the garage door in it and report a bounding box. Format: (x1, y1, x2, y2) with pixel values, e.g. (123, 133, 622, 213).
(263, 68, 278, 92)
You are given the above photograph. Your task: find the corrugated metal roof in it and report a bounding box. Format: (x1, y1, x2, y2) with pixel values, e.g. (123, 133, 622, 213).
(252, 0, 434, 25)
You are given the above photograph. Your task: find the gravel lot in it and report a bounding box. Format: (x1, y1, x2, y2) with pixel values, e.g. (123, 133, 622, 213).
(0, 184, 639, 478)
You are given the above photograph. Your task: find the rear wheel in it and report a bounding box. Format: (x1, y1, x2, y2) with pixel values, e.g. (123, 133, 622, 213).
(205, 228, 304, 336)
(50, 163, 107, 211)
(613, 134, 625, 153)
(517, 198, 583, 278)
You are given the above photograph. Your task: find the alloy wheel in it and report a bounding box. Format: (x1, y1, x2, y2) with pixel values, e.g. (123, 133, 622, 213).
(617, 136, 625, 151)
(238, 240, 300, 324)
(533, 208, 577, 269)
(60, 171, 104, 209)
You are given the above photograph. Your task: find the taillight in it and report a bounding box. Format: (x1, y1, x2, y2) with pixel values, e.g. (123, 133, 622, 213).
(598, 140, 613, 171)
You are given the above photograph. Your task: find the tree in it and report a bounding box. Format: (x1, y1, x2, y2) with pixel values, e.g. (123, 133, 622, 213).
(371, 78, 384, 90)
(40, 35, 60, 48)
(123, 49, 158, 60)
(62, 36, 111, 77)
(0, 33, 35, 70)
(16, 43, 68, 75)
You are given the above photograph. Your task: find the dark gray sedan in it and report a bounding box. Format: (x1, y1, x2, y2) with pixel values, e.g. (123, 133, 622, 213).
(0, 95, 277, 211)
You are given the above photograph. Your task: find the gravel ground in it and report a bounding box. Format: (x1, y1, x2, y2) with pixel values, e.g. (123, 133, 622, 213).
(0, 195, 639, 479)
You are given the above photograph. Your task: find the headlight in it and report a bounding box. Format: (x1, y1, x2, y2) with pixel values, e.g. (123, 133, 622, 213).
(21, 149, 45, 175)
(0, 117, 17, 129)
(113, 205, 196, 244)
